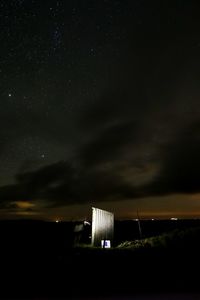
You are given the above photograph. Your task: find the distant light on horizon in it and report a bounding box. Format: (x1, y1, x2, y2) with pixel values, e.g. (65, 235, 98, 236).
(170, 217, 178, 221)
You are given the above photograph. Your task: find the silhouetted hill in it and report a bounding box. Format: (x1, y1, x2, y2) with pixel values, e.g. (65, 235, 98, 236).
(0, 219, 200, 298)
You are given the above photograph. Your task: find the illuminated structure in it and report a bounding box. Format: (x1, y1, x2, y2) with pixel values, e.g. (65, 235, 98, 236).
(91, 207, 114, 247)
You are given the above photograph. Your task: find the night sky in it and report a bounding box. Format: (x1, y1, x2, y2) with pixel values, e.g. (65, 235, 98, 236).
(1, 0, 200, 220)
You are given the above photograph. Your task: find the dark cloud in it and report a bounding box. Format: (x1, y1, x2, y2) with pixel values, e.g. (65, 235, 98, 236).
(0, 160, 137, 208)
(81, 89, 147, 130)
(81, 121, 140, 166)
(1, 118, 200, 209)
(144, 121, 200, 196)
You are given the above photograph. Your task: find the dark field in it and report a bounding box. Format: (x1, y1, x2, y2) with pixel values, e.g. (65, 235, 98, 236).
(1, 219, 200, 299)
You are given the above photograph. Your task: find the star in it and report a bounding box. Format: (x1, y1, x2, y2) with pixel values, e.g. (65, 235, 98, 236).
(0, 0, 199, 222)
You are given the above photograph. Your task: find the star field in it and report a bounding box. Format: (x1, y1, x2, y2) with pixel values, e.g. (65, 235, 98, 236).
(1, 0, 200, 219)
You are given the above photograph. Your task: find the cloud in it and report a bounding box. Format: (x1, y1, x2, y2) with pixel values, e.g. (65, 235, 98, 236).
(1, 47, 200, 211)
(0, 120, 200, 210)
(143, 121, 200, 196)
(81, 120, 139, 166)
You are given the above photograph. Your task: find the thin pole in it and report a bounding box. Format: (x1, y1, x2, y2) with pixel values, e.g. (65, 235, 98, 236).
(137, 209, 142, 240)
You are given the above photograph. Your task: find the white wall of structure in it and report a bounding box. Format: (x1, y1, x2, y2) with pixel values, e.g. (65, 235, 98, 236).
(91, 207, 114, 247)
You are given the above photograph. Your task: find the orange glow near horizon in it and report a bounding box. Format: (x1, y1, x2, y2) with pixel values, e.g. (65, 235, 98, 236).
(14, 201, 35, 209)
(1, 193, 200, 220)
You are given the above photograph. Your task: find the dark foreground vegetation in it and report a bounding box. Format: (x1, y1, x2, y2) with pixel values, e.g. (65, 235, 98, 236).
(0, 219, 200, 299)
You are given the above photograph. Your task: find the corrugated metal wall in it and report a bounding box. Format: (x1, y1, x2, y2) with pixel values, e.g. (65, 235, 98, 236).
(91, 207, 114, 247)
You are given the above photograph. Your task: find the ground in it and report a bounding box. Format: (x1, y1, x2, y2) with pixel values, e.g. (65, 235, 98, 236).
(0, 220, 200, 299)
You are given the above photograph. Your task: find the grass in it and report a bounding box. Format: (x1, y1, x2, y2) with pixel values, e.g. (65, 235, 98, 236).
(116, 226, 200, 250)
